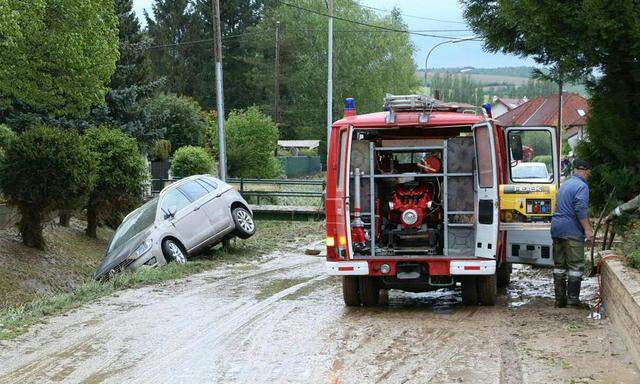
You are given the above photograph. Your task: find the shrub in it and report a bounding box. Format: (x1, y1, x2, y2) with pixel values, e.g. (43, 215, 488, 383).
(84, 127, 147, 238)
(142, 93, 206, 152)
(0, 125, 17, 150)
(0, 126, 96, 248)
(171, 146, 213, 178)
(209, 106, 282, 178)
(149, 139, 171, 161)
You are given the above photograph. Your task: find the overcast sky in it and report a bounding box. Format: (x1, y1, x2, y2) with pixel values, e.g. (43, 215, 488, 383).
(132, 0, 535, 69)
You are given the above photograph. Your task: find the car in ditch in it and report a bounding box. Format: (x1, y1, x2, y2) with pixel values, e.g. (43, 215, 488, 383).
(94, 175, 255, 280)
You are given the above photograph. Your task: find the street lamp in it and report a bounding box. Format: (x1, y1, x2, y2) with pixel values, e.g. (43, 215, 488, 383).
(423, 36, 479, 87)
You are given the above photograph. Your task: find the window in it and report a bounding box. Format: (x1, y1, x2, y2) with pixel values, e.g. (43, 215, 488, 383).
(475, 125, 494, 188)
(160, 188, 191, 217)
(198, 177, 218, 191)
(508, 130, 554, 183)
(179, 180, 209, 201)
(337, 130, 348, 189)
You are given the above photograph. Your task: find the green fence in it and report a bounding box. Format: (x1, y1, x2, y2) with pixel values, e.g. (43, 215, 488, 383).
(278, 156, 321, 178)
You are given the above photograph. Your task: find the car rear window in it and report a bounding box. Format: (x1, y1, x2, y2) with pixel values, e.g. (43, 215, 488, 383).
(197, 178, 218, 192)
(179, 180, 209, 201)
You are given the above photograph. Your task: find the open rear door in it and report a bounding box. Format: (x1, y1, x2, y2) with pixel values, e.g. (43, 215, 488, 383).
(473, 122, 499, 259)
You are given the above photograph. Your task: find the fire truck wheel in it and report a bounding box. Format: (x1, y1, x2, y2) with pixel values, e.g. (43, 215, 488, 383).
(359, 277, 380, 306)
(477, 274, 497, 306)
(497, 262, 512, 288)
(461, 277, 479, 305)
(342, 276, 361, 306)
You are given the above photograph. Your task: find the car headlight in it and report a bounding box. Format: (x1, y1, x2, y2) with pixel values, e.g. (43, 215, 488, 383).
(131, 239, 154, 259)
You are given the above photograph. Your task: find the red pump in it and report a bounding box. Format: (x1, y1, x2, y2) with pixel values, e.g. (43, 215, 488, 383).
(390, 183, 433, 229)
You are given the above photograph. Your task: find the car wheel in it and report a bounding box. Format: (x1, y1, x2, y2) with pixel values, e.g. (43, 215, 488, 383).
(461, 276, 479, 306)
(359, 277, 380, 307)
(162, 239, 187, 264)
(497, 262, 512, 288)
(342, 276, 360, 306)
(477, 274, 497, 306)
(232, 207, 256, 239)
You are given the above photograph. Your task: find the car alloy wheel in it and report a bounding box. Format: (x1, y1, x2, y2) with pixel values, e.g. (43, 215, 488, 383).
(236, 209, 255, 233)
(166, 240, 186, 264)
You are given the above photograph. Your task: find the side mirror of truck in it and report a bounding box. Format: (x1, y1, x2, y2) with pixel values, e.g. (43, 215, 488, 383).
(510, 133, 524, 161)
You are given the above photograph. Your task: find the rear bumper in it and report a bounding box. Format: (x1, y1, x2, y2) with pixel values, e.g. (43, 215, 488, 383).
(325, 259, 495, 276)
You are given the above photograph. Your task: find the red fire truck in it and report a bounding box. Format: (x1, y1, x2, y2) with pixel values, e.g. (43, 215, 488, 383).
(325, 94, 559, 306)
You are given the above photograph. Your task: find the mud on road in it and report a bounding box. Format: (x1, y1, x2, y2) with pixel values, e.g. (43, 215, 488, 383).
(0, 243, 638, 384)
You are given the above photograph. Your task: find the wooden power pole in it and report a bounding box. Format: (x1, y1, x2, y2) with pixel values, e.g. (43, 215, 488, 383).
(274, 21, 282, 125)
(212, 0, 227, 181)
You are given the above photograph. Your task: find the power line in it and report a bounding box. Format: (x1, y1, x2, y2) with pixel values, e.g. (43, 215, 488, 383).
(359, 4, 468, 25)
(277, 0, 462, 39)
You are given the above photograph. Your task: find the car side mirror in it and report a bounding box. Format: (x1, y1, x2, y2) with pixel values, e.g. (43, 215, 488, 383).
(510, 133, 524, 161)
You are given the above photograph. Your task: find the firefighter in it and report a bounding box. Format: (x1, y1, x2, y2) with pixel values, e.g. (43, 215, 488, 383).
(551, 159, 594, 308)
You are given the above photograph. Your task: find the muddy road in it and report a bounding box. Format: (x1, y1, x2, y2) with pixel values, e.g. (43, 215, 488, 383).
(0, 243, 638, 384)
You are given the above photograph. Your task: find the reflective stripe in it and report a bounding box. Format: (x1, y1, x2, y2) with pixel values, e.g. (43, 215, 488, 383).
(568, 270, 583, 277)
(553, 268, 567, 276)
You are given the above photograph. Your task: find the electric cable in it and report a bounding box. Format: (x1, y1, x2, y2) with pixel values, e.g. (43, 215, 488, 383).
(358, 3, 469, 25)
(277, 0, 462, 39)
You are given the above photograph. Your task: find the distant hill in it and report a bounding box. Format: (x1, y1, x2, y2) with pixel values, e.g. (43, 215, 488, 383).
(416, 66, 587, 96)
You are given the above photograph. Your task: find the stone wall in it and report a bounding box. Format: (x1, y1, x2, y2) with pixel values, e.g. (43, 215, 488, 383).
(601, 258, 640, 369)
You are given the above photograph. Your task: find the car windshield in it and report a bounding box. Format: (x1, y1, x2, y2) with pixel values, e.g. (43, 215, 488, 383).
(108, 198, 158, 253)
(512, 164, 548, 180)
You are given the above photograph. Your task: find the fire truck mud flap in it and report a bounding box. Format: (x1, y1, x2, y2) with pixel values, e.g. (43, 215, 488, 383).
(326, 261, 369, 275)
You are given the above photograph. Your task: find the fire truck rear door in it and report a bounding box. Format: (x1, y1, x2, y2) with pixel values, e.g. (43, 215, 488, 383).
(472, 122, 499, 259)
(502, 126, 558, 267)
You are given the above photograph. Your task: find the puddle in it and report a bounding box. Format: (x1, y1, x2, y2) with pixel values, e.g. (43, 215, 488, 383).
(255, 278, 310, 300)
(506, 264, 599, 308)
(389, 288, 460, 313)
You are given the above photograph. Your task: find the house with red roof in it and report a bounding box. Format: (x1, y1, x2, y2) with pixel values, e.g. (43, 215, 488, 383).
(491, 96, 528, 117)
(496, 92, 589, 149)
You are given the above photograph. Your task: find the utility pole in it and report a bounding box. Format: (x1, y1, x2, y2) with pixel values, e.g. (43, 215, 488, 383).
(557, 80, 563, 182)
(212, 0, 226, 181)
(274, 21, 282, 125)
(326, 0, 333, 153)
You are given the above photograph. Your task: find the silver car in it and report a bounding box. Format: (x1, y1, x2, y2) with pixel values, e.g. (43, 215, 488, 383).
(94, 175, 255, 279)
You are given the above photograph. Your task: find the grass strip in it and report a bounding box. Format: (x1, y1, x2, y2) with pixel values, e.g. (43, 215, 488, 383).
(0, 219, 323, 340)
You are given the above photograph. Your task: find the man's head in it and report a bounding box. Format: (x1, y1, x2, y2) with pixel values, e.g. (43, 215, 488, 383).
(573, 159, 593, 180)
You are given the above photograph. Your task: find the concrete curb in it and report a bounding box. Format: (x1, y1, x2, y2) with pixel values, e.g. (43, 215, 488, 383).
(602, 258, 640, 369)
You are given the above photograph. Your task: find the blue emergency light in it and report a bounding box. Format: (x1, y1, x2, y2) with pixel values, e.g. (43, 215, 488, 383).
(482, 102, 492, 117)
(345, 98, 356, 111)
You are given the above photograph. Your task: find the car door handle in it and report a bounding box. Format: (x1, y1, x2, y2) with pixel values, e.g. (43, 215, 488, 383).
(193, 206, 200, 211)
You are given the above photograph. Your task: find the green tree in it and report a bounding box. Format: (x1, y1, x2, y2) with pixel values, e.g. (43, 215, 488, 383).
(248, 1, 419, 141)
(0, 126, 96, 248)
(142, 93, 206, 151)
(0, 124, 16, 151)
(180, 0, 269, 110)
(91, 0, 165, 146)
(462, 0, 640, 208)
(209, 107, 282, 178)
(171, 146, 214, 177)
(0, 0, 119, 118)
(145, 0, 194, 96)
(84, 127, 147, 238)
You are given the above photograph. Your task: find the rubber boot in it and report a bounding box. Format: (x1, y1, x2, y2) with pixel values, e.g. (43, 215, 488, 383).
(567, 276, 582, 307)
(554, 274, 567, 308)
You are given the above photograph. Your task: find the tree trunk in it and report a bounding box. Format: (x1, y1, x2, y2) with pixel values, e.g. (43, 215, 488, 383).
(19, 206, 45, 249)
(86, 203, 98, 238)
(58, 211, 71, 227)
